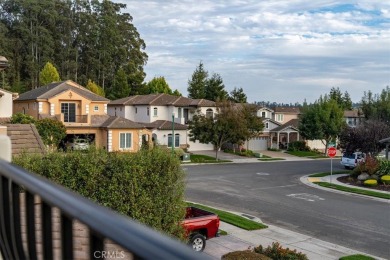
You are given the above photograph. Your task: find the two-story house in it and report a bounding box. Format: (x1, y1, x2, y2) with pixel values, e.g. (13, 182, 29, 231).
(344, 109, 363, 127)
(246, 106, 302, 150)
(108, 94, 216, 151)
(13, 80, 151, 152)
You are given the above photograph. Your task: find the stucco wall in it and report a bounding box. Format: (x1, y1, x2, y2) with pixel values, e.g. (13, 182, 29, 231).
(0, 89, 13, 117)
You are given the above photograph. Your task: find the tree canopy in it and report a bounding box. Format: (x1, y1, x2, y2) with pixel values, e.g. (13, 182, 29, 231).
(0, 0, 147, 96)
(187, 61, 208, 99)
(39, 62, 61, 86)
(229, 87, 247, 103)
(86, 79, 105, 97)
(299, 96, 345, 152)
(361, 86, 390, 123)
(145, 76, 181, 96)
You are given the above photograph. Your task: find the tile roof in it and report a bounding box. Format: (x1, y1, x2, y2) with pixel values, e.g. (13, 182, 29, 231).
(344, 110, 363, 118)
(6, 124, 46, 156)
(273, 107, 300, 114)
(90, 115, 145, 129)
(144, 120, 188, 130)
(15, 80, 109, 102)
(109, 93, 216, 107)
(271, 119, 299, 132)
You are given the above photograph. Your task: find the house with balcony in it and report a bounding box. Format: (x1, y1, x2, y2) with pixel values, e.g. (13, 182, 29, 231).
(13, 80, 151, 152)
(108, 94, 216, 151)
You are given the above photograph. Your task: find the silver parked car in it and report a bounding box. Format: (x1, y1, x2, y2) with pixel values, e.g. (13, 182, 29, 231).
(340, 152, 365, 169)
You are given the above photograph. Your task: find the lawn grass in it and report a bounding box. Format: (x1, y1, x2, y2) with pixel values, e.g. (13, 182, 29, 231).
(187, 202, 267, 231)
(258, 158, 285, 161)
(286, 151, 322, 157)
(309, 170, 350, 177)
(314, 182, 390, 200)
(188, 154, 231, 163)
(339, 254, 376, 260)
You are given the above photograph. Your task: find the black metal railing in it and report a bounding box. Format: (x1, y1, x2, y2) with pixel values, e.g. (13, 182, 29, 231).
(0, 159, 205, 260)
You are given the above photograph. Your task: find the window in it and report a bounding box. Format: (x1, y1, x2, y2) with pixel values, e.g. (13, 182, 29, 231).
(147, 107, 150, 116)
(178, 108, 182, 118)
(265, 122, 269, 129)
(168, 134, 180, 147)
(33, 103, 36, 110)
(119, 133, 132, 149)
(276, 114, 284, 122)
(206, 108, 213, 119)
(61, 103, 76, 122)
(261, 111, 266, 117)
(94, 105, 99, 112)
(153, 107, 158, 116)
(135, 107, 138, 113)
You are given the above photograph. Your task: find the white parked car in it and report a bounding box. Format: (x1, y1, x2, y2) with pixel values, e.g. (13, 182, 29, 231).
(340, 152, 365, 169)
(67, 138, 90, 151)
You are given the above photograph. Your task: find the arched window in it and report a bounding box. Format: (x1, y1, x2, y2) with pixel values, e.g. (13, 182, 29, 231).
(206, 108, 213, 119)
(168, 134, 180, 147)
(153, 107, 158, 116)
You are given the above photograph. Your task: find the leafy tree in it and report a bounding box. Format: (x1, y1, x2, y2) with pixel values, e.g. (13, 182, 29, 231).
(329, 87, 352, 110)
(241, 104, 264, 150)
(86, 79, 105, 97)
(10, 113, 36, 124)
(172, 89, 182, 96)
(146, 76, 173, 94)
(205, 73, 228, 101)
(189, 101, 247, 160)
(339, 120, 390, 155)
(35, 118, 67, 151)
(361, 86, 390, 123)
(299, 96, 345, 153)
(187, 61, 208, 99)
(39, 62, 61, 86)
(108, 68, 130, 99)
(229, 87, 247, 103)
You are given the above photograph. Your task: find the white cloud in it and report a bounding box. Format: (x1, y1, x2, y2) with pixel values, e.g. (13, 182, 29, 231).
(116, 0, 390, 103)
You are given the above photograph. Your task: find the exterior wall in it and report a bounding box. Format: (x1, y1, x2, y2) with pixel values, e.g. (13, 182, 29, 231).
(110, 128, 151, 152)
(107, 105, 126, 118)
(263, 120, 280, 132)
(13, 101, 41, 118)
(152, 129, 187, 148)
(257, 108, 273, 119)
(187, 139, 214, 151)
(274, 113, 298, 124)
(0, 89, 13, 117)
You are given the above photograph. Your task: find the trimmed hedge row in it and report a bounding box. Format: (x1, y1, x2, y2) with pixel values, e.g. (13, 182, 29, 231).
(13, 148, 186, 238)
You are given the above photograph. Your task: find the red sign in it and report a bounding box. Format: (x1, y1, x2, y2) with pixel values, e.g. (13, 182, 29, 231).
(327, 147, 337, 157)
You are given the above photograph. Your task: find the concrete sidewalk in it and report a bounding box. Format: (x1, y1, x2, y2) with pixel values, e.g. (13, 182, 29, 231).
(204, 221, 386, 260)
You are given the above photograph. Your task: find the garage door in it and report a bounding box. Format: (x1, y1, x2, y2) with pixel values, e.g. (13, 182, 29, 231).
(247, 137, 268, 151)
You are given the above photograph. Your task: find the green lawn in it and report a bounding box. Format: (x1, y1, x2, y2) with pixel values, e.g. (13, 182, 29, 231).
(188, 154, 231, 163)
(258, 158, 285, 161)
(314, 182, 390, 200)
(287, 151, 323, 157)
(339, 254, 376, 260)
(187, 202, 267, 231)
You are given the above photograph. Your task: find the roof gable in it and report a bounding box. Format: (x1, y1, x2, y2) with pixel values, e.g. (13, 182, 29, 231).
(16, 80, 109, 102)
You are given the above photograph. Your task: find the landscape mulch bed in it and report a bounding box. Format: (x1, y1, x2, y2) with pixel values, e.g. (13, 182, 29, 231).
(337, 175, 390, 192)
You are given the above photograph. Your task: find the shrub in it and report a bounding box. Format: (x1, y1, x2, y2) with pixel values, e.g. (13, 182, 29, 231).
(376, 160, 390, 177)
(287, 141, 310, 152)
(12, 147, 186, 238)
(380, 175, 390, 185)
(353, 156, 379, 176)
(222, 250, 271, 260)
(363, 179, 378, 187)
(10, 113, 36, 124)
(254, 242, 308, 260)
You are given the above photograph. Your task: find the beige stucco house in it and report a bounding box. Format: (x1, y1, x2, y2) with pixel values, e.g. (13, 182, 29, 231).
(0, 88, 14, 118)
(13, 80, 151, 152)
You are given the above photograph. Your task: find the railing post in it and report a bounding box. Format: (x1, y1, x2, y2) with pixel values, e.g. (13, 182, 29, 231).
(0, 132, 11, 162)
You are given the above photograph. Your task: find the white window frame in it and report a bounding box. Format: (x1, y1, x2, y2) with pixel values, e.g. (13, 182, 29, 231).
(94, 105, 99, 112)
(119, 132, 132, 150)
(265, 122, 269, 129)
(276, 114, 284, 122)
(261, 111, 266, 117)
(168, 133, 180, 148)
(153, 107, 158, 117)
(206, 108, 213, 119)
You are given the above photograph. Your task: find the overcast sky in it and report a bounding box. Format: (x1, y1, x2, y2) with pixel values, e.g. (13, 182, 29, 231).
(118, 1, 389, 104)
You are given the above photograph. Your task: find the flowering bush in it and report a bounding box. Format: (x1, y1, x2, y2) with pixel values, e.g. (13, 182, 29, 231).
(254, 242, 308, 260)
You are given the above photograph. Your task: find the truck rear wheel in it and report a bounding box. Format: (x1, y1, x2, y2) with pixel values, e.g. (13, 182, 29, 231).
(189, 234, 206, 252)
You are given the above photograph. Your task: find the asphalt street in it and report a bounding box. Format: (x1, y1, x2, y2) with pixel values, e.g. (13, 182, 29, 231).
(184, 160, 390, 258)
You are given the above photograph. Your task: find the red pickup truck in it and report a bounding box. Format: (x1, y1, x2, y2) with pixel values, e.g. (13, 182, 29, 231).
(182, 206, 220, 252)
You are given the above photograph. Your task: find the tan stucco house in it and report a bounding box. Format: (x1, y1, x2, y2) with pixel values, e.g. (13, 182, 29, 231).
(13, 80, 151, 152)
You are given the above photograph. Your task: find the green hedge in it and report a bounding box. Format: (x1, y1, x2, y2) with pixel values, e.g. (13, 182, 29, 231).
(13, 148, 186, 238)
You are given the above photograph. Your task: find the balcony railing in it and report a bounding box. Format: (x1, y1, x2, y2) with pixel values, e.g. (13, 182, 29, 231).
(0, 159, 205, 260)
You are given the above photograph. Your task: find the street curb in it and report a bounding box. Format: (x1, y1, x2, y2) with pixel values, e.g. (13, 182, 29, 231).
(300, 175, 390, 203)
